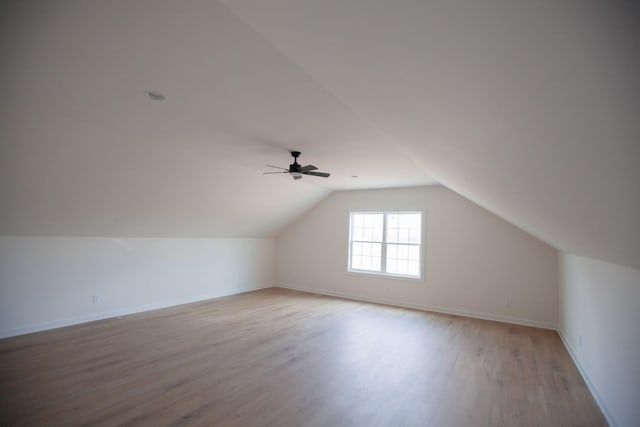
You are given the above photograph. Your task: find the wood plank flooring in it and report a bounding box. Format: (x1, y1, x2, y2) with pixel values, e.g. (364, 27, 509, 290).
(0, 288, 606, 426)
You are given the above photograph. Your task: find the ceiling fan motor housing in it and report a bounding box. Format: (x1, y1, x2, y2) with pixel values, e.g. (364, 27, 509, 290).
(289, 151, 302, 172)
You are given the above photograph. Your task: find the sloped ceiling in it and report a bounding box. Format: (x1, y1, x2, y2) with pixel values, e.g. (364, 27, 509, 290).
(1, 1, 638, 268)
(0, 0, 436, 238)
(222, 0, 640, 269)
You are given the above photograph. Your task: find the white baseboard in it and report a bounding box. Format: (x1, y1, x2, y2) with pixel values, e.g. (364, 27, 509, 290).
(275, 283, 558, 330)
(558, 330, 616, 427)
(0, 284, 271, 339)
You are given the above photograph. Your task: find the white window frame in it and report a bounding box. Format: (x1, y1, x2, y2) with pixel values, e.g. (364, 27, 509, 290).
(348, 211, 424, 280)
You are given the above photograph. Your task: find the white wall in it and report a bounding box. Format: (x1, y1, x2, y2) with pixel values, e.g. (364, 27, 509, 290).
(277, 185, 558, 328)
(0, 236, 275, 338)
(559, 253, 640, 427)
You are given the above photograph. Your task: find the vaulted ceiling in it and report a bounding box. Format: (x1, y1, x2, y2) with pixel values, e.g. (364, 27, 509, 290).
(1, 1, 638, 268)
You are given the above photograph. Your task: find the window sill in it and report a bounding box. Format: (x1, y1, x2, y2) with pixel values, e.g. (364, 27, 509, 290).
(346, 269, 424, 282)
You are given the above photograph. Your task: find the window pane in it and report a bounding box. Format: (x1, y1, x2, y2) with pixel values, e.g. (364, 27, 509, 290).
(365, 214, 380, 227)
(409, 214, 420, 228)
(362, 242, 371, 256)
(388, 214, 398, 228)
(409, 245, 419, 260)
(352, 242, 362, 255)
(387, 244, 397, 258)
(351, 213, 383, 243)
(372, 243, 382, 257)
(374, 227, 383, 242)
(385, 243, 420, 277)
(408, 260, 419, 276)
(387, 258, 397, 273)
(354, 227, 363, 241)
(351, 241, 382, 272)
(387, 228, 399, 243)
(387, 213, 421, 244)
(399, 214, 410, 229)
(352, 255, 362, 269)
(409, 228, 421, 244)
(398, 244, 408, 260)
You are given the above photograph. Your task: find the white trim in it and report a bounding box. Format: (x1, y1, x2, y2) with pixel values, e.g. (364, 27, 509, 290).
(345, 270, 425, 283)
(558, 330, 617, 427)
(275, 283, 557, 330)
(0, 284, 271, 339)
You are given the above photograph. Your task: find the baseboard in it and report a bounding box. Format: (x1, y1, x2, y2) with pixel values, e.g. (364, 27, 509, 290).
(0, 284, 271, 339)
(558, 330, 616, 427)
(275, 283, 558, 330)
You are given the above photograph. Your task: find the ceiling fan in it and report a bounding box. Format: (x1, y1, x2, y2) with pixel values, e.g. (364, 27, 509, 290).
(264, 151, 330, 180)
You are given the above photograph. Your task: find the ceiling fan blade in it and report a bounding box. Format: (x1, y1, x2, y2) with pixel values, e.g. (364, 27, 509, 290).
(263, 171, 288, 174)
(300, 164, 318, 172)
(304, 171, 330, 178)
(266, 164, 288, 171)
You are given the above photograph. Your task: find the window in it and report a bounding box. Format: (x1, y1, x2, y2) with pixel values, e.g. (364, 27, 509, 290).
(348, 211, 422, 279)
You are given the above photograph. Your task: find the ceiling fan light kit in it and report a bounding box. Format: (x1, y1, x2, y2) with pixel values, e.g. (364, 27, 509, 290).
(263, 151, 330, 180)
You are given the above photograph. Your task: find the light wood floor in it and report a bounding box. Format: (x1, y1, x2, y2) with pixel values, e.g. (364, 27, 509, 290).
(0, 288, 606, 427)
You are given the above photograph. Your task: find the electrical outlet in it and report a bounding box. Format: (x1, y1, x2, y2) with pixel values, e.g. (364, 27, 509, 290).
(505, 298, 512, 308)
(579, 335, 583, 346)
(91, 295, 100, 304)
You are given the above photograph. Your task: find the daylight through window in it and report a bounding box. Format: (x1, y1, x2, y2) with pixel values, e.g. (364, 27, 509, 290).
(349, 211, 422, 278)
